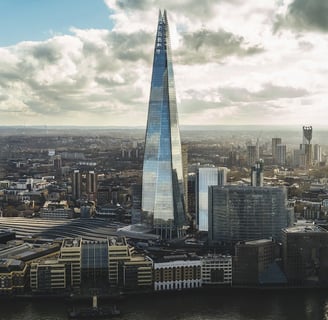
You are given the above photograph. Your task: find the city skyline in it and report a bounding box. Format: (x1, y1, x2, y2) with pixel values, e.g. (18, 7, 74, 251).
(0, 0, 328, 127)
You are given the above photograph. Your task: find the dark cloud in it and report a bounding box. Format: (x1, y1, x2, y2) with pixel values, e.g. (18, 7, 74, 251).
(175, 29, 263, 64)
(275, 0, 328, 32)
(32, 43, 61, 63)
(218, 84, 309, 102)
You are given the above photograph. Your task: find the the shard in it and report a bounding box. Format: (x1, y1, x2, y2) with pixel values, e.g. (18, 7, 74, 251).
(142, 10, 185, 239)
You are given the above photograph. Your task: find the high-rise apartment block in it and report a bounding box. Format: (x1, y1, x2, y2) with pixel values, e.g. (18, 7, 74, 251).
(142, 10, 185, 239)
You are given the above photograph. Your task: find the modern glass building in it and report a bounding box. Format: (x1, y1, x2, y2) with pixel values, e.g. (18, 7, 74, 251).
(208, 186, 290, 244)
(196, 167, 227, 232)
(142, 10, 185, 239)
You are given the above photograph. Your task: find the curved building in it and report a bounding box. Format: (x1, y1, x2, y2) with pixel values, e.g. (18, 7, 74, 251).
(142, 10, 185, 239)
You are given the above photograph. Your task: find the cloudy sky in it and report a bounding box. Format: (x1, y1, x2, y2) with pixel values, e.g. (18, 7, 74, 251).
(0, 0, 328, 127)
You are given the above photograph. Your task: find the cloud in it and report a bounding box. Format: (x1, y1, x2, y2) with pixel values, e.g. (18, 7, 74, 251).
(176, 29, 263, 64)
(275, 0, 328, 32)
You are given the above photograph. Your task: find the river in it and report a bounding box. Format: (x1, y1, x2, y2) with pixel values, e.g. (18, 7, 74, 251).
(1, 289, 328, 320)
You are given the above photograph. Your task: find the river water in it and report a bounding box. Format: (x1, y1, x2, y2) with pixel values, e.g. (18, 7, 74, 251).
(1, 289, 328, 320)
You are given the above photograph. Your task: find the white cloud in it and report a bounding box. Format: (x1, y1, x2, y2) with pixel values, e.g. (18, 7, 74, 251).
(0, 0, 328, 126)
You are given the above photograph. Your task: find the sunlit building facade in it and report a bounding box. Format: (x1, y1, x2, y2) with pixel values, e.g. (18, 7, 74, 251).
(142, 10, 185, 239)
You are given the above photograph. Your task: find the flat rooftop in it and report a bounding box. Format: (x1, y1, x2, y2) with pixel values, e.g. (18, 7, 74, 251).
(284, 225, 327, 233)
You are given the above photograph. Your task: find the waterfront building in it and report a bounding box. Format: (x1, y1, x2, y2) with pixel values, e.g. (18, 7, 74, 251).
(282, 226, 328, 285)
(208, 186, 290, 244)
(153, 257, 202, 291)
(108, 237, 133, 287)
(123, 255, 153, 290)
(142, 10, 185, 239)
(30, 259, 66, 293)
(58, 238, 82, 290)
(201, 255, 232, 285)
(0, 258, 27, 294)
(81, 239, 109, 289)
(233, 239, 285, 285)
(251, 159, 264, 187)
(196, 167, 226, 232)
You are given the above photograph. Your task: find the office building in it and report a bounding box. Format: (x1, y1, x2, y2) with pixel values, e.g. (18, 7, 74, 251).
(142, 10, 185, 239)
(282, 226, 328, 284)
(276, 144, 287, 166)
(302, 126, 313, 169)
(72, 170, 82, 200)
(208, 186, 290, 244)
(86, 171, 97, 201)
(251, 159, 264, 187)
(272, 138, 282, 164)
(196, 167, 226, 232)
(247, 145, 257, 166)
(201, 255, 232, 285)
(0, 258, 27, 294)
(233, 239, 285, 285)
(314, 144, 322, 164)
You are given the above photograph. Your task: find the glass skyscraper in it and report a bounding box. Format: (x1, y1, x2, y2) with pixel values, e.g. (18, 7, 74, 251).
(208, 186, 291, 244)
(142, 10, 185, 239)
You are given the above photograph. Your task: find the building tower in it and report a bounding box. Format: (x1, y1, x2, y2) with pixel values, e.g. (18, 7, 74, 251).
(247, 145, 257, 166)
(72, 170, 82, 200)
(276, 144, 287, 166)
(272, 138, 282, 164)
(251, 159, 264, 187)
(302, 126, 313, 169)
(142, 10, 185, 239)
(86, 171, 97, 201)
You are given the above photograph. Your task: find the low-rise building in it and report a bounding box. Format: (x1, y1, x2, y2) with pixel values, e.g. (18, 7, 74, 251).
(201, 255, 232, 285)
(0, 258, 27, 294)
(154, 257, 202, 291)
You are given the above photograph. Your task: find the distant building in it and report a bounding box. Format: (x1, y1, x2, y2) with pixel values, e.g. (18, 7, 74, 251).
(313, 144, 322, 164)
(251, 159, 264, 187)
(276, 144, 287, 166)
(208, 186, 290, 245)
(86, 171, 97, 201)
(282, 226, 328, 285)
(247, 145, 257, 166)
(72, 170, 82, 200)
(272, 138, 282, 164)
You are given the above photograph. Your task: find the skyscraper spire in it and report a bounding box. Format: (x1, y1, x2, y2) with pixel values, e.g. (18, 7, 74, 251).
(142, 10, 185, 239)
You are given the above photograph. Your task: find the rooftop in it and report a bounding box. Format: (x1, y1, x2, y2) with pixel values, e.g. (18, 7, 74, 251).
(284, 225, 327, 233)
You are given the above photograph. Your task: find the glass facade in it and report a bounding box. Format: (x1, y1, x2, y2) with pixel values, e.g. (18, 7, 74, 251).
(196, 167, 220, 232)
(208, 186, 289, 244)
(142, 10, 185, 239)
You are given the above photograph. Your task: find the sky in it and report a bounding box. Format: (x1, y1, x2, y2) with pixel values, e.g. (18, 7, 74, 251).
(0, 0, 328, 127)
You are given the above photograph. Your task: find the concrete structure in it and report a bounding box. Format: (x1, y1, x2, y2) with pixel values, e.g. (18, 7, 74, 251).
(201, 255, 232, 285)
